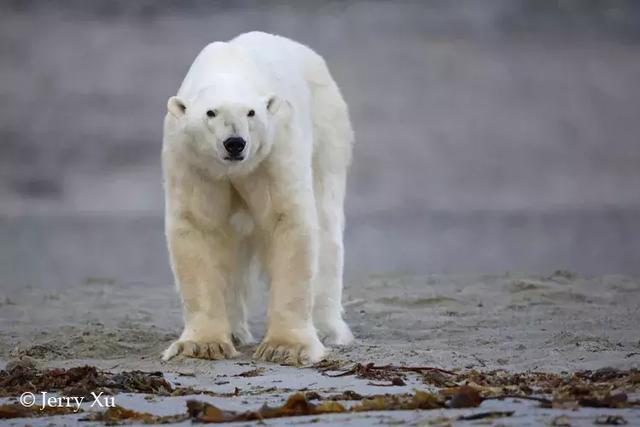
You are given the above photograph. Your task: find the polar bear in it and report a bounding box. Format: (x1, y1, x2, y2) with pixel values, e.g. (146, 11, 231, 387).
(161, 32, 354, 365)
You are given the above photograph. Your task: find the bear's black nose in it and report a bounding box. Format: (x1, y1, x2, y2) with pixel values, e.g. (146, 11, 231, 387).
(223, 137, 246, 156)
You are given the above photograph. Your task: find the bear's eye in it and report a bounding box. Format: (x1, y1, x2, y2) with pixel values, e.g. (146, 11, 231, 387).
(206, 110, 216, 118)
(247, 109, 255, 117)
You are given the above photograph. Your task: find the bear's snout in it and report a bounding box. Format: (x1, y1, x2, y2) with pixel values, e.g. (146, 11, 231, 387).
(223, 137, 246, 160)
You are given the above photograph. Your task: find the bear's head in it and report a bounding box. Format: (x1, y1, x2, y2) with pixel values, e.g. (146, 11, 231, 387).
(166, 74, 288, 175)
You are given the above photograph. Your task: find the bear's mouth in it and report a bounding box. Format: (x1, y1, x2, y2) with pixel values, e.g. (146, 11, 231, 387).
(224, 155, 245, 162)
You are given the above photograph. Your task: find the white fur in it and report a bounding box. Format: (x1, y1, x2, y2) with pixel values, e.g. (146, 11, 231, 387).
(162, 32, 354, 365)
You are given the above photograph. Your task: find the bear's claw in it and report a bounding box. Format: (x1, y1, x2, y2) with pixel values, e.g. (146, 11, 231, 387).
(162, 340, 238, 361)
(253, 338, 324, 365)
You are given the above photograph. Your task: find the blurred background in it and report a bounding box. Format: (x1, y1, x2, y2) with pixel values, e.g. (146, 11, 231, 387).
(1, 0, 639, 292)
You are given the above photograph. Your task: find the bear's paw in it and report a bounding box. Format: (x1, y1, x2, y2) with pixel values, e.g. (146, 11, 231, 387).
(253, 329, 325, 365)
(316, 318, 355, 346)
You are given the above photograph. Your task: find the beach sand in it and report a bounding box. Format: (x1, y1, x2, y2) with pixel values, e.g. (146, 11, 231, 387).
(1, 271, 638, 425)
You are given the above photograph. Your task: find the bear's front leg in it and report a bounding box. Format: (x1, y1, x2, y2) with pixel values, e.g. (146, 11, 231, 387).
(254, 211, 325, 365)
(163, 220, 239, 361)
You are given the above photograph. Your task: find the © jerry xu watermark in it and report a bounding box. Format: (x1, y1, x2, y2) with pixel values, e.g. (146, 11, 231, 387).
(20, 391, 115, 412)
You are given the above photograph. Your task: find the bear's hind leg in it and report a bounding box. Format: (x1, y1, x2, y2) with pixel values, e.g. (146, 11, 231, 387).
(310, 78, 354, 345)
(226, 213, 258, 346)
(312, 171, 354, 345)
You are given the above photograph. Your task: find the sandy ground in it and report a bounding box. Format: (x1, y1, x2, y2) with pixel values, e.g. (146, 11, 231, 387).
(1, 271, 639, 425)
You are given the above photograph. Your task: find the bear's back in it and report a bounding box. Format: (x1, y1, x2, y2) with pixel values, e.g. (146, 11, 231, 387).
(230, 32, 333, 91)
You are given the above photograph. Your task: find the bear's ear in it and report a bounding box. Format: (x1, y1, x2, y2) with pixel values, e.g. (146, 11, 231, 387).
(265, 94, 291, 119)
(167, 96, 187, 118)
(266, 94, 283, 115)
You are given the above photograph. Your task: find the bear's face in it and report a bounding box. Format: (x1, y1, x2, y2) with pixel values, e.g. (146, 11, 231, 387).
(167, 79, 286, 175)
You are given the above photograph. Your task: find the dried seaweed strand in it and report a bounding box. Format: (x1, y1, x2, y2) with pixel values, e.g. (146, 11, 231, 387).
(324, 362, 454, 378)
